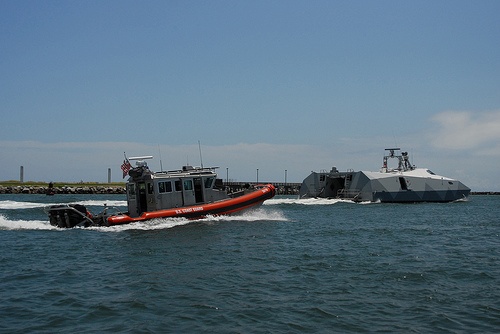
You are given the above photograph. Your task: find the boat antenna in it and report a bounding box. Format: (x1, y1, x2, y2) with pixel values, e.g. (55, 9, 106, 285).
(392, 130, 399, 149)
(198, 140, 204, 168)
(158, 144, 163, 171)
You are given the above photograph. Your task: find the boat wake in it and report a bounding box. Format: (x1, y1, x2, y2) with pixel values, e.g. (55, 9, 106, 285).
(0, 208, 287, 232)
(200, 208, 287, 222)
(0, 200, 51, 210)
(0, 200, 126, 210)
(74, 199, 127, 207)
(0, 214, 58, 231)
(453, 196, 469, 203)
(264, 197, 362, 205)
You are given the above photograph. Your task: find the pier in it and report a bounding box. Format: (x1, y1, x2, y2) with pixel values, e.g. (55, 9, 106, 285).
(0, 182, 301, 195)
(0, 183, 497, 196)
(222, 182, 301, 195)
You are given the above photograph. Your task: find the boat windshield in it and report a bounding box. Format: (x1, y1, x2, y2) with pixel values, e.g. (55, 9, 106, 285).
(205, 177, 214, 188)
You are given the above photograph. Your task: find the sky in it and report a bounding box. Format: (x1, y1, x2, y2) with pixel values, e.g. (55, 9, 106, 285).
(1, 0, 499, 191)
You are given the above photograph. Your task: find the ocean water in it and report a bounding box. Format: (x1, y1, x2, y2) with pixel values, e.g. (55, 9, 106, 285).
(0, 194, 499, 333)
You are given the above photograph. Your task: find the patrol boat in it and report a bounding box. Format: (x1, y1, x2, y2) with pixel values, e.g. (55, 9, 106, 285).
(299, 148, 470, 203)
(46, 156, 276, 228)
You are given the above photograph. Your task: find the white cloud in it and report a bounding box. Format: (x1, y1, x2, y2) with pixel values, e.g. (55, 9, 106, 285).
(430, 110, 500, 152)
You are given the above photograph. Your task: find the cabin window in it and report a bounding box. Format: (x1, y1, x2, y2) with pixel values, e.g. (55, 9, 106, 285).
(165, 181, 172, 192)
(426, 169, 436, 175)
(158, 181, 172, 193)
(175, 180, 182, 191)
(147, 183, 154, 194)
(127, 184, 136, 197)
(205, 177, 214, 188)
(184, 180, 193, 191)
(320, 175, 325, 182)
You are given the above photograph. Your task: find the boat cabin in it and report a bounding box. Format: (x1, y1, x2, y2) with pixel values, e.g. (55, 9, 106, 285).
(125, 158, 227, 217)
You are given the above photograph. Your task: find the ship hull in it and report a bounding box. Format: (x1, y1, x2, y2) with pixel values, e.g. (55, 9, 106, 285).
(355, 172, 470, 202)
(371, 189, 470, 203)
(106, 184, 276, 225)
(300, 169, 470, 203)
(299, 148, 471, 203)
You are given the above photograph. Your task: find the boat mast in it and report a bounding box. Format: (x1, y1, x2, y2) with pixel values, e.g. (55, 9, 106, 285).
(158, 144, 163, 172)
(198, 140, 204, 169)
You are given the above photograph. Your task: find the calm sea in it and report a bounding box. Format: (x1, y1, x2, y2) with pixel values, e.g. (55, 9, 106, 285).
(1, 194, 499, 333)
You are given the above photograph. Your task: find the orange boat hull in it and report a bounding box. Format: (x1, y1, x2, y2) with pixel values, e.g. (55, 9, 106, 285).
(107, 184, 276, 226)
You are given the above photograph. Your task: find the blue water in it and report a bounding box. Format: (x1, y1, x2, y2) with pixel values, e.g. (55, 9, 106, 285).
(1, 194, 499, 333)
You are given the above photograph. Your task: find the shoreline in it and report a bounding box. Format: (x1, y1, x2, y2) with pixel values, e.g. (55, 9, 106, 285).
(0, 185, 498, 196)
(0, 185, 126, 194)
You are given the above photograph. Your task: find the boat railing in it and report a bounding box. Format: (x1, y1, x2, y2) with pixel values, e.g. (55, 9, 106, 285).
(97, 204, 126, 217)
(156, 166, 218, 176)
(337, 188, 361, 199)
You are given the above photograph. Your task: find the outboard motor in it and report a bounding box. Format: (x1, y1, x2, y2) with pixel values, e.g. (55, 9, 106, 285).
(47, 204, 92, 228)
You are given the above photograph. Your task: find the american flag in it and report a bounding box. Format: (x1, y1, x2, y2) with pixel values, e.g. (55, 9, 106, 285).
(121, 159, 132, 178)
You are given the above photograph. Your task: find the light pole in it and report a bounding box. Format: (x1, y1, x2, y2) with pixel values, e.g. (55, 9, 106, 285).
(285, 169, 287, 195)
(256, 168, 259, 184)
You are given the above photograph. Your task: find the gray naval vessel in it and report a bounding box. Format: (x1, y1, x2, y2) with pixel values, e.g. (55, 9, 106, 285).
(299, 148, 470, 202)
